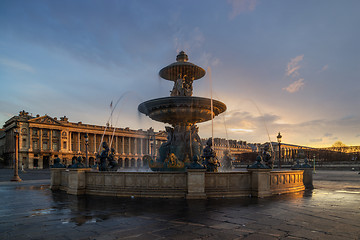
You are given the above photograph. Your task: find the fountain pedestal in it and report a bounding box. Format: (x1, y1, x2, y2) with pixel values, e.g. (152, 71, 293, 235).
(186, 169, 207, 199)
(67, 168, 92, 195)
(248, 169, 272, 197)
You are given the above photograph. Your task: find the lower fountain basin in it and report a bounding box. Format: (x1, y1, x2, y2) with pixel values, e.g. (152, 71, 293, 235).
(138, 96, 227, 125)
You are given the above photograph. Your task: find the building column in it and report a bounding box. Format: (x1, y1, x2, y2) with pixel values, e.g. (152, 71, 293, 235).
(128, 137, 132, 155)
(122, 136, 125, 155)
(134, 138, 138, 155)
(29, 128, 33, 151)
(93, 134, 97, 153)
(77, 132, 81, 153)
(140, 138, 143, 155)
(49, 129, 53, 151)
(69, 131, 72, 152)
(115, 136, 118, 153)
(40, 129, 43, 151)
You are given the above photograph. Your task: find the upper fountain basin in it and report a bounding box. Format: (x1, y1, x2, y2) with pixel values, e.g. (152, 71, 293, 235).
(159, 61, 206, 81)
(138, 96, 226, 125)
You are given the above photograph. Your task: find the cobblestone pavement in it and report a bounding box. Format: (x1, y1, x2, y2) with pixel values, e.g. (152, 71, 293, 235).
(0, 170, 359, 240)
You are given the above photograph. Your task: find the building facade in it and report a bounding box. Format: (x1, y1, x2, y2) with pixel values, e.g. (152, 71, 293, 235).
(1, 111, 256, 169)
(272, 142, 315, 164)
(2, 111, 167, 169)
(209, 138, 253, 160)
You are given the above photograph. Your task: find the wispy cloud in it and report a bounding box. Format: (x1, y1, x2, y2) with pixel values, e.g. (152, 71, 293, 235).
(283, 55, 304, 93)
(230, 128, 254, 133)
(319, 64, 328, 72)
(0, 57, 35, 73)
(309, 138, 322, 142)
(227, 0, 258, 19)
(286, 55, 303, 77)
(199, 52, 221, 68)
(283, 78, 304, 93)
(174, 27, 205, 53)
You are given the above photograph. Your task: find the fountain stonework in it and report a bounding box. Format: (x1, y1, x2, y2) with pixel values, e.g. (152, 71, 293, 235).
(51, 52, 310, 199)
(138, 51, 226, 172)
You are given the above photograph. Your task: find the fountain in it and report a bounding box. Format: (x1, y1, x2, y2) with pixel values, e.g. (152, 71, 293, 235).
(138, 51, 226, 171)
(51, 51, 311, 199)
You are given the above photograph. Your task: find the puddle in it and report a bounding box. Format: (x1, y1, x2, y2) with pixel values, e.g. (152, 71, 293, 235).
(16, 185, 50, 190)
(29, 208, 56, 217)
(335, 190, 360, 194)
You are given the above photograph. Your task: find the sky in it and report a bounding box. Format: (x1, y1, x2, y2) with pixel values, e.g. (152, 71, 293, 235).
(1, 0, 360, 148)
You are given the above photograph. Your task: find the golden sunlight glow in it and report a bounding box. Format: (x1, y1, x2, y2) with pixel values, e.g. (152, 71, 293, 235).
(230, 128, 254, 133)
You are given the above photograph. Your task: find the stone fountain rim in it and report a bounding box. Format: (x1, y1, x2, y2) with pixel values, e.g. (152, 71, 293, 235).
(138, 96, 227, 114)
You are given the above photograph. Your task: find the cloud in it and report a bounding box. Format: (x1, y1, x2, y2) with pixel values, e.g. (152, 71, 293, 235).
(283, 55, 305, 93)
(174, 27, 205, 53)
(324, 133, 333, 137)
(228, 0, 258, 19)
(230, 128, 254, 133)
(286, 55, 303, 77)
(198, 52, 221, 68)
(283, 78, 304, 93)
(309, 138, 322, 142)
(0, 57, 35, 73)
(319, 64, 328, 72)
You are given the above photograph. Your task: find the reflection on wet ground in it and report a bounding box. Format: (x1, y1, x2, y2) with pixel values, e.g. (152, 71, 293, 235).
(0, 171, 359, 239)
(15, 185, 49, 191)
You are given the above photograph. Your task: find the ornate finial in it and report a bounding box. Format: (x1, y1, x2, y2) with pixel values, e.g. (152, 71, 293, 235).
(176, 51, 188, 62)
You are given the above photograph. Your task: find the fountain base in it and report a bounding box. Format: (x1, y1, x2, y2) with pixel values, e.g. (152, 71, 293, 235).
(51, 168, 310, 199)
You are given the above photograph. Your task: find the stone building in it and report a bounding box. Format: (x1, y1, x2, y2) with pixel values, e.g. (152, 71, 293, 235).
(271, 142, 315, 164)
(206, 138, 253, 159)
(1, 111, 167, 169)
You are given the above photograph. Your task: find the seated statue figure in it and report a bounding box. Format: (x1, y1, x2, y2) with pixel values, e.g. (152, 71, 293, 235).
(170, 75, 184, 96)
(183, 76, 193, 96)
(108, 148, 118, 170)
(68, 158, 76, 168)
(221, 150, 233, 170)
(202, 138, 220, 172)
(158, 126, 173, 163)
(262, 144, 273, 168)
(51, 157, 66, 168)
(72, 156, 86, 168)
(97, 142, 109, 171)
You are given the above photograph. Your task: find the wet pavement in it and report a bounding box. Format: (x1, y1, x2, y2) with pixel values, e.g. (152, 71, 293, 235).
(0, 170, 359, 240)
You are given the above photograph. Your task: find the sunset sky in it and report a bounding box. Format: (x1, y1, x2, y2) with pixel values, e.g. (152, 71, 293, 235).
(1, 0, 359, 147)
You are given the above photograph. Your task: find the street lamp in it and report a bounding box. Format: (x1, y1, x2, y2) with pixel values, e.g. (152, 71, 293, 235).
(11, 129, 22, 182)
(85, 133, 89, 167)
(277, 132, 282, 169)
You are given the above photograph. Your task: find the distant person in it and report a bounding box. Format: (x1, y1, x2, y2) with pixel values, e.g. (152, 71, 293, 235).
(21, 163, 26, 173)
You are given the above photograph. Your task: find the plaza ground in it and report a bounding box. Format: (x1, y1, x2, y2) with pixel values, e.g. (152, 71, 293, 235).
(0, 169, 359, 239)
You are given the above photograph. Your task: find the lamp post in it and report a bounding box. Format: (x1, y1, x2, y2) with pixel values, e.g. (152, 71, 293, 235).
(85, 133, 89, 167)
(11, 129, 22, 182)
(313, 154, 316, 173)
(277, 132, 282, 169)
